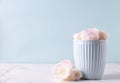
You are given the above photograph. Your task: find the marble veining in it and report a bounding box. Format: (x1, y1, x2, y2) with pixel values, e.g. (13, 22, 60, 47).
(0, 64, 120, 83)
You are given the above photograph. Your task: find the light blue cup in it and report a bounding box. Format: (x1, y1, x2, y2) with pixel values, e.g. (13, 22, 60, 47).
(73, 40, 107, 80)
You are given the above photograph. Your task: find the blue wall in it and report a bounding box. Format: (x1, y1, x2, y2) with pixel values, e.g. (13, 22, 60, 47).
(0, 0, 120, 63)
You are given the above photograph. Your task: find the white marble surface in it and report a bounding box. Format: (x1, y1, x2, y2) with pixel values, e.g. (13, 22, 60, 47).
(0, 64, 120, 83)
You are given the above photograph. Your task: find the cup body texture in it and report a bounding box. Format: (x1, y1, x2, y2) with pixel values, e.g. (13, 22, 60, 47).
(73, 40, 107, 80)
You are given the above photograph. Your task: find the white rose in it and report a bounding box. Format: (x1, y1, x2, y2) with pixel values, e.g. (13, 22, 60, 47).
(71, 68, 83, 81)
(73, 28, 109, 40)
(81, 28, 100, 40)
(51, 60, 74, 79)
(99, 30, 109, 40)
(65, 68, 83, 81)
(73, 32, 81, 40)
(51, 60, 83, 81)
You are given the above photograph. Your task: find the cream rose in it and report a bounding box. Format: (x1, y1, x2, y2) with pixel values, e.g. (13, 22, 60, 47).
(70, 68, 83, 81)
(73, 28, 109, 40)
(51, 60, 83, 81)
(51, 60, 73, 79)
(81, 28, 100, 40)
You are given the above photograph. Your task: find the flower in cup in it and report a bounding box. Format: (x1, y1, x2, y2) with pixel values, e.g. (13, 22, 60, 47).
(99, 30, 109, 40)
(73, 32, 81, 40)
(81, 28, 100, 40)
(73, 28, 109, 40)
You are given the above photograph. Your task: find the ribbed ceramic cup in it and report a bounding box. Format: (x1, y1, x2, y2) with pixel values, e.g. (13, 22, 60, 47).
(73, 40, 107, 80)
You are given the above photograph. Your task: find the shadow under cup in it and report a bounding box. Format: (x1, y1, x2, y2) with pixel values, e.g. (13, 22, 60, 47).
(73, 40, 107, 80)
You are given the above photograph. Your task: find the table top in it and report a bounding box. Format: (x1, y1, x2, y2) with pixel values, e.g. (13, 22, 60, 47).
(0, 64, 120, 83)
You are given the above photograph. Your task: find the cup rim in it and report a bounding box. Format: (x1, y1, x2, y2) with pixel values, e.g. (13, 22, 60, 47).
(73, 40, 106, 42)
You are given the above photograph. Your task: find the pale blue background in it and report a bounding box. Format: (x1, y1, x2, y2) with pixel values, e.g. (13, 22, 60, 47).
(0, 0, 120, 63)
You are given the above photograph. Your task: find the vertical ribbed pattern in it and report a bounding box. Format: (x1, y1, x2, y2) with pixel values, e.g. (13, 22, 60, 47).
(73, 40, 106, 80)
